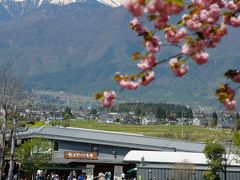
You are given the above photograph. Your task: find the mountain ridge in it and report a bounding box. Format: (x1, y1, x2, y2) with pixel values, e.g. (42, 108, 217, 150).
(0, 0, 239, 106)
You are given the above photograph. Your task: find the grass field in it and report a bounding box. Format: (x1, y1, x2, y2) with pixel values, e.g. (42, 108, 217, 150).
(69, 120, 231, 142)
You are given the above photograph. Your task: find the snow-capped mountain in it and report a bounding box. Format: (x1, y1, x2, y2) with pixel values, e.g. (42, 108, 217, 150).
(0, 0, 122, 22)
(0, 0, 122, 6)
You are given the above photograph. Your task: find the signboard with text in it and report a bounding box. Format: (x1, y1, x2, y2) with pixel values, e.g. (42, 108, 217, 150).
(64, 151, 98, 160)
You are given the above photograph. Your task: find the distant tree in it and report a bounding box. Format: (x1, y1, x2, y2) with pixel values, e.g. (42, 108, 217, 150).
(155, 106, 166, 120)
(186, 108, 193, 119)
(62, 106, 73, 127)
(63, 106, 73, 119)
(213, 112, 218, 121)
(90, 108, 98, 115)
(174, 160, 195, 180)
(236, 112, 240, 119)
(235, 119, 240, 131)
(15, 138, 53, 178)
(232, 131, 240, 156)
(208, 118, 218, 128)
(203, 141, 225, 180)
(135, 107, 142, 116)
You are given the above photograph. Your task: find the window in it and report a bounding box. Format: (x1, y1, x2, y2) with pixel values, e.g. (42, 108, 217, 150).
(54, 141, 59, 151)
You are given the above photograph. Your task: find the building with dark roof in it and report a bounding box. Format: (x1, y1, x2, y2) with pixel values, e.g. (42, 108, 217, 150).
(16, 126, 205, 179)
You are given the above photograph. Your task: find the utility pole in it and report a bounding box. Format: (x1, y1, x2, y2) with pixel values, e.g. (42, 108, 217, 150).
(182, 109, 184, 139)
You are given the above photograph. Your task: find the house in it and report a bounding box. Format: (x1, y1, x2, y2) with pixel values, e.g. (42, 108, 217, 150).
(141, 116, 158, 125)
(167, 116, 177, 125)
(192, 118, 202, 126)
(177, 118, 189, 125)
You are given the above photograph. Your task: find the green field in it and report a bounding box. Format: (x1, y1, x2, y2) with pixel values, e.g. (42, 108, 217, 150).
(69, 120, 230, 142)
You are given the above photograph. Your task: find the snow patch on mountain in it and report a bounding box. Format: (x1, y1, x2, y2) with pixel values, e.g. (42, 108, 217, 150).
(97, 0, 122, 7)
(0, 0, 122, 6)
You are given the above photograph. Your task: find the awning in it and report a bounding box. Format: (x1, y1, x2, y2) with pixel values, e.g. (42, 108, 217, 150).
(127, 167, 137, 173)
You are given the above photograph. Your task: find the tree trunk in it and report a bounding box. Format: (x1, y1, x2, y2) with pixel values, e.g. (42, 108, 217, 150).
(7, 117, 16, 180)
(0, 109, 7, 179)
(224, 165, 227, 180)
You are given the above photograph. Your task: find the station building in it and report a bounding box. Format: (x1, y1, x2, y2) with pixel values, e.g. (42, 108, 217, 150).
(17, 126, 206, 179)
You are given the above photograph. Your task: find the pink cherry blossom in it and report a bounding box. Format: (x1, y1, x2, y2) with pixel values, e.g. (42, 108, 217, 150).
(120, 0, 240, 110)
(154, 14, 169, 29)
(193, 0, 211, 8)
(227, 1, 238, 11)
(166, 3, 184, 15)
(232, 74, 240, 83)
(137, 54, 157, 70)
(229, 15, 240, 27)
(145, 35, 161, 54)
(208, 4, 221, 23)
(192, 51, 209, 65)
(139, 71, 155, 86)
(185, 19, 202, 31)
(216, 24, 227, 36)
(119, 79, 139, 90)
(130, 17, 147, 34)
(165, 27, 187, 43)
(123, 0, 144, 17)
(102, 90, 116, 108)
(169, 58, 189, 77)
(145, 0, 164, 13)
(182, 40, 206, 56)
(224, 99, 237, 111)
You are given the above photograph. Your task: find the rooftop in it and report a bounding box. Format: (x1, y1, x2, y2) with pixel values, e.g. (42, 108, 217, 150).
(17, 126, 205, 152)
(124, 150, 240, 167)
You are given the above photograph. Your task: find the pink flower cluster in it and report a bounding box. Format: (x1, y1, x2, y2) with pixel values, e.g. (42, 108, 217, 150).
(120, 79, 139, 90)
(102, 90, 116, 108)
(225, 1, 240, 27)
(139, 71, 155, 86)
(137, 53, 157, 70)
(98, 0, 240, 109)
(145, 35, 161, 54)
(169, 58, 189, 77)
(225, 69, 240, 83)
(130, 17, 147, 34)
(232, 74, 240, 83)
(224, 98, 237, 111)
(216, 84, 237, 111)
(124, 0, 144, 17)
(165, 27, 187, 44)
(180, 0, 230, 66)
(222, 86, 237, 111)
(118, 70, 155, 90)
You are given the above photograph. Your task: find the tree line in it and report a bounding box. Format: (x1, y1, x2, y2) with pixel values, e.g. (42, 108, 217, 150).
(106, 102, 193, 119)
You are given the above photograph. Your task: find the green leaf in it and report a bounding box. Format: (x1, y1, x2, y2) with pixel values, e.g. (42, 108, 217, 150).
(144, 32, 153, 41)
(113, 74, 123, 81)
(147, 14, 157, 21)
(128, 23, 134, 30)
(171, 0, 184, 6)
(177, 20, 184, 26)
(131, 51, 141, 61)
(187, 4, 194, 9)
(95, 92, 104, 100)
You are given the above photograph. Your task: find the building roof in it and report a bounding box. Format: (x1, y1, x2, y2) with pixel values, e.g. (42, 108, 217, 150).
(124, 151, 240, 167)
(17, 126, 205, 152)
(137, 164, 240, 172)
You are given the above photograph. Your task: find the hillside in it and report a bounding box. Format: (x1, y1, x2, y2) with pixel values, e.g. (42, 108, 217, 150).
(0, 1, 239, 106)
